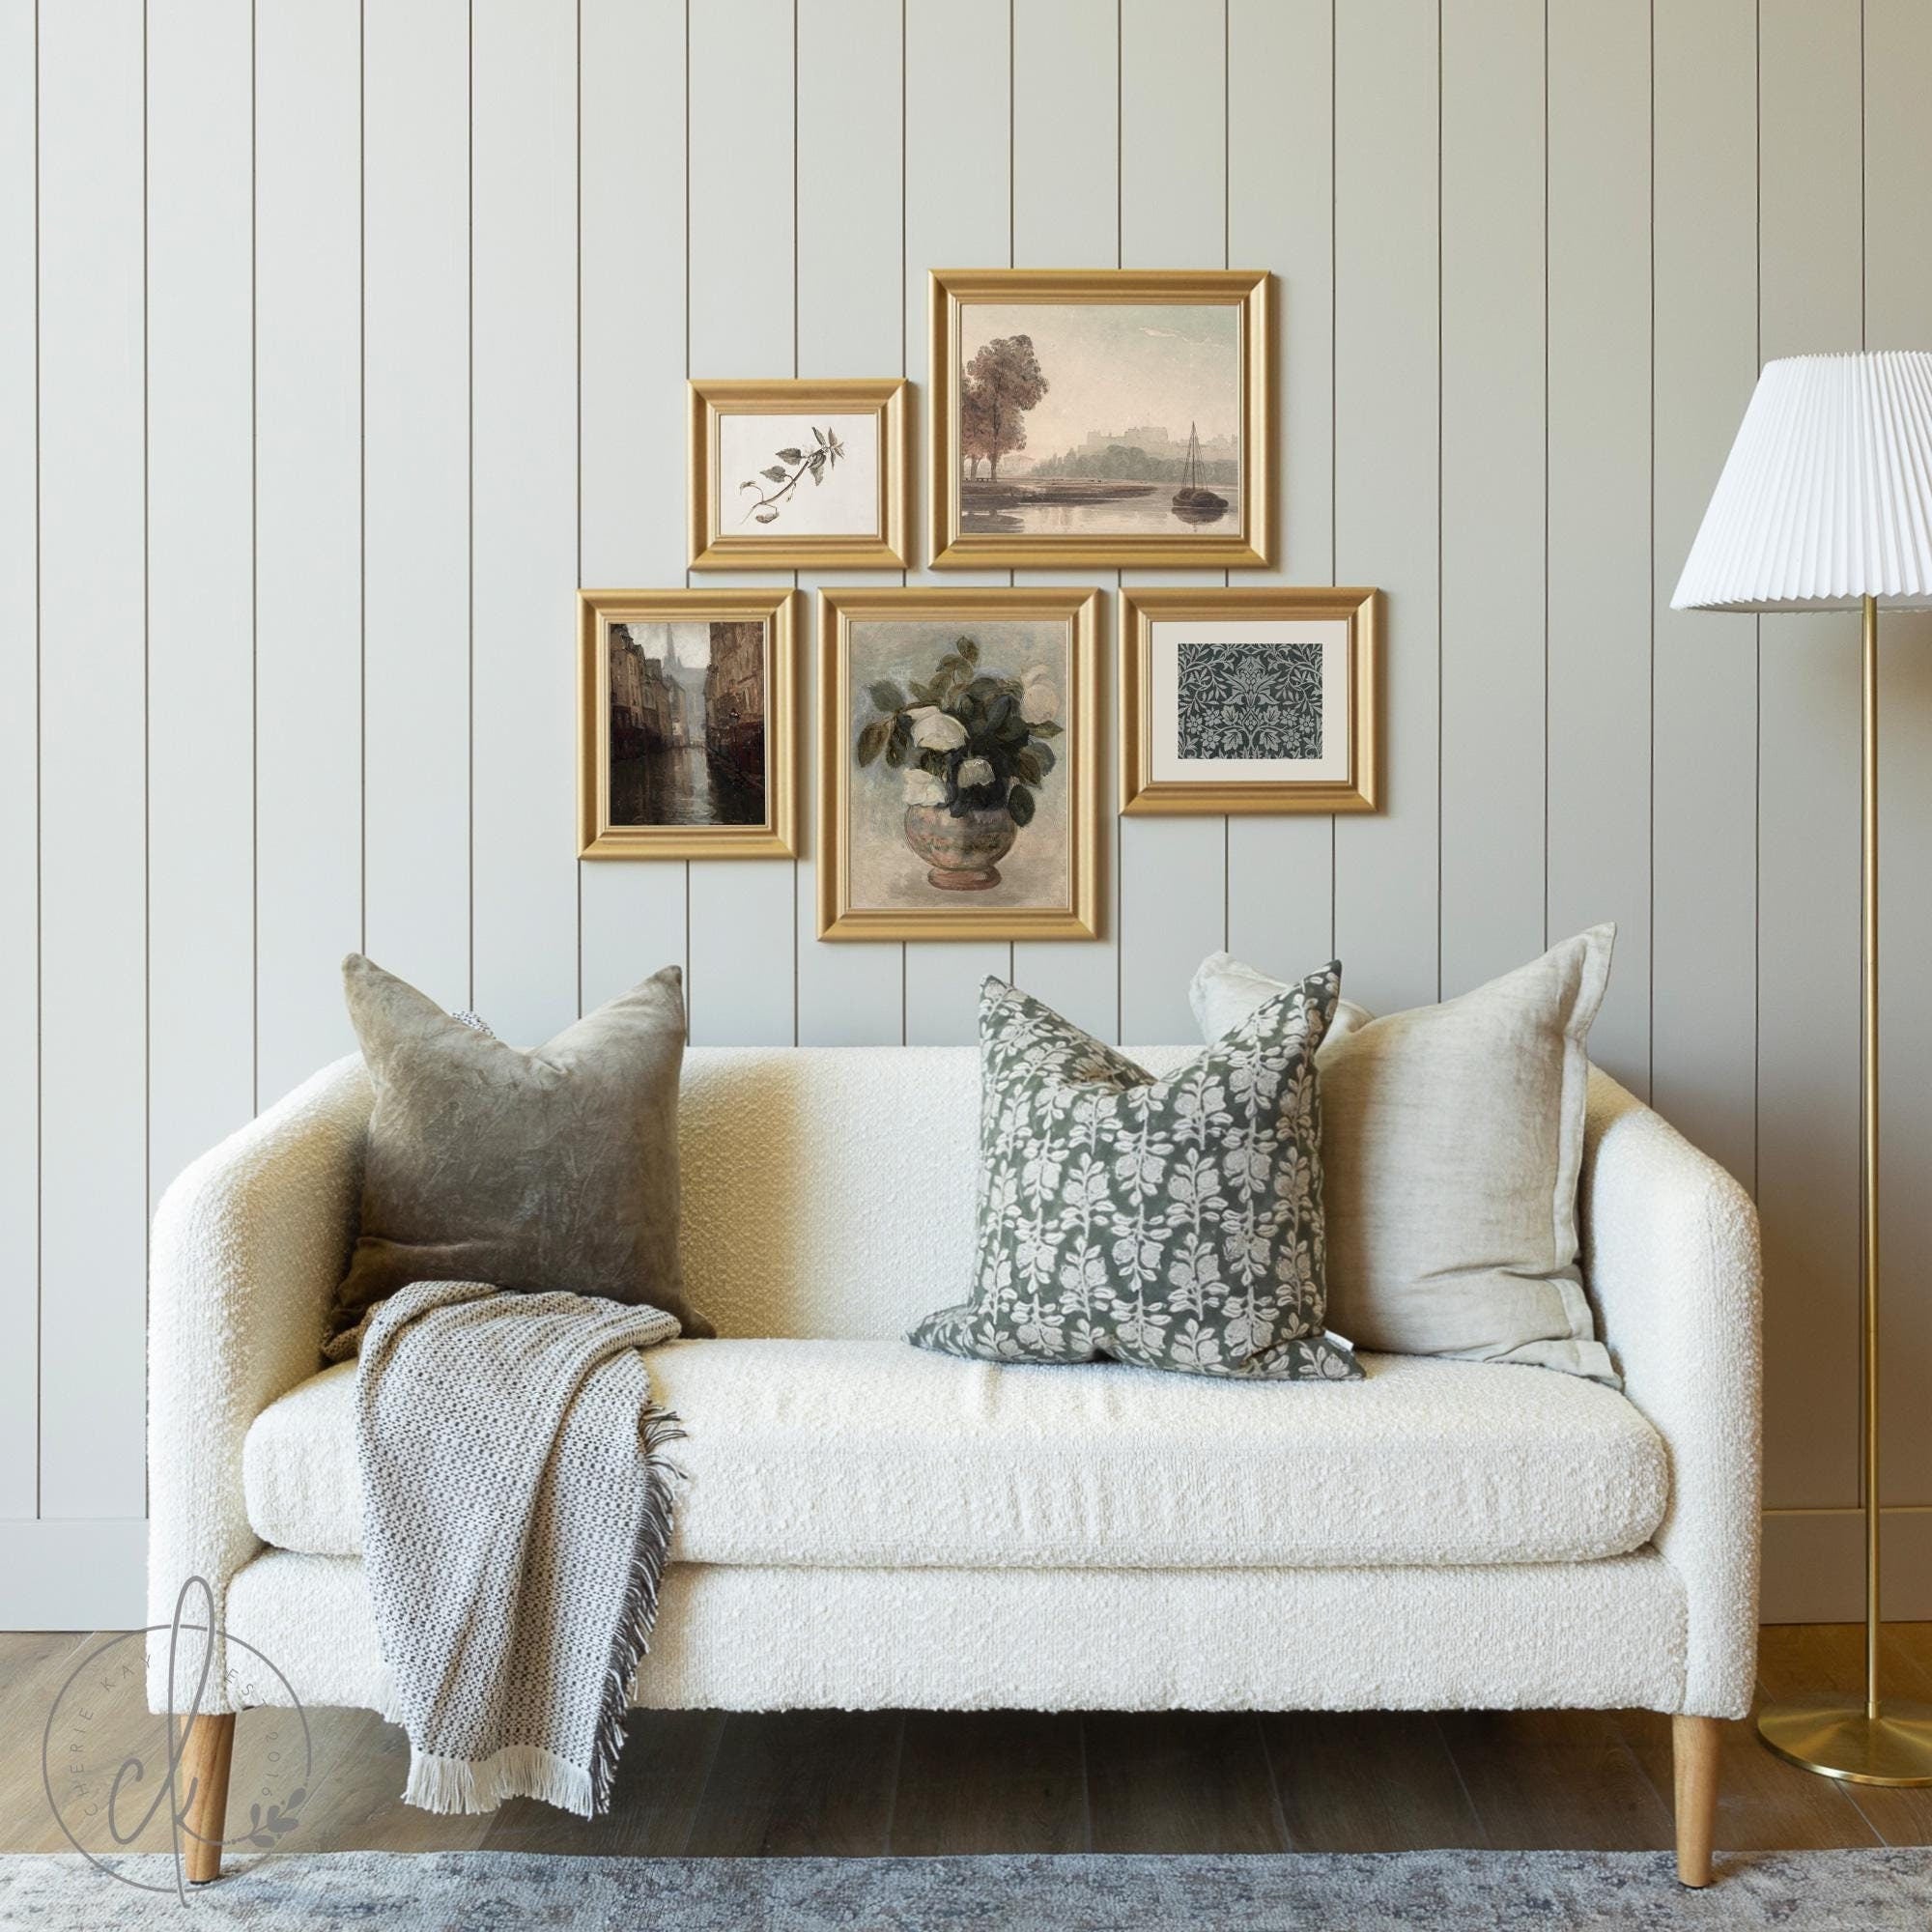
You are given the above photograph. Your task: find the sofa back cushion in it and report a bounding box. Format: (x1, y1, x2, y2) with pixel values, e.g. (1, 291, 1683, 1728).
(678, 1042, 1195, 1338)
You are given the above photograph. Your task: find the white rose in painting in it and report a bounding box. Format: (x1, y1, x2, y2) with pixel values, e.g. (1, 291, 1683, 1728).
(902, 768, 947, 806)
(1019, 666, 1059, 724)
(907, 705, 968, 752)
(956, 756, 995, 789)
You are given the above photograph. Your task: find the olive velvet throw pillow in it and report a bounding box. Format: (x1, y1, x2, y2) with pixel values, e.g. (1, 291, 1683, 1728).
(325, 954, 708, 1360)
(909, 969, 1361, 1382)
(1190, 926, 1617, 1381)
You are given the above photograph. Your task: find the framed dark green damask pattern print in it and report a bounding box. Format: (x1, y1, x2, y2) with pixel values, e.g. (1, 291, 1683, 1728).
(1120, 585, 1380, 815)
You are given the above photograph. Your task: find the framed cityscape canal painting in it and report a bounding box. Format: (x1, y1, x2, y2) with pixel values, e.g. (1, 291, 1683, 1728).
(688, 378, 910, 569)
(1119, 586, 1379, 815)
(817, 586, 1102, 941)
(579, 587, 801, 859)
(927, 268, 1272, 568)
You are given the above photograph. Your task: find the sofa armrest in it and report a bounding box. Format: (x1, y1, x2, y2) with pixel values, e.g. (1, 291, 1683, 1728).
(1581, 1065, 1763, 1719)
(147, 1054, 372, 1712)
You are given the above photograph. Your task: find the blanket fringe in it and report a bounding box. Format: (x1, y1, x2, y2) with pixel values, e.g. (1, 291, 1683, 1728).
(403, 1741, 597, 1818)
(368, 1660, 406, 1731)
(586, 1402, 686, 1814)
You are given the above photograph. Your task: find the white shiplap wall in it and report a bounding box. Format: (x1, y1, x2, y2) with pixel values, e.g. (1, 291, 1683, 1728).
(3, 0, 1927, 1628)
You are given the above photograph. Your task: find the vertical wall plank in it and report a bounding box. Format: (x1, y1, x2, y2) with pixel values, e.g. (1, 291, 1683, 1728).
(1546, 0, 1650, 1094)
(0, 0, 37, 1517)
(1225, 0, 1334, 987)
(579, 0, 688, 1012)
(901, 0, 1010, 1045)
(1651, 0, 1757, 1190)
(1755, 0, 1862, 1513)
(1438, 0, 1544, 998)
(1111, 0, 1226, 1046)
(363, 0, 470, 1008)
(1864, 0, 1932, 1508)
(794, 0, 904, 1046)
(684, 647, 794, 1040)
(1011, 0, 1119, 265)
(147, 0, 255, 1205)
(1008, 0, 1126, 1041)
(1332, 0, 1438, 1018)
(37, 0, 147, 1518)
(470, 0, 578, 1047)
(684, 0, 796, 1048)
(255, 0, 362, 1101)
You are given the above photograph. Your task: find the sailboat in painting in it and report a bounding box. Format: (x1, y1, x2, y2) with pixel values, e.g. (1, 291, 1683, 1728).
(1170, 421, 1229, 524)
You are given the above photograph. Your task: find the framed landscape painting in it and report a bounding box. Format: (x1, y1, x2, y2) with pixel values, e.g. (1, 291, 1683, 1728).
(928, 268, 1272, 568)
(817, 586, 1102, 940)
(1119, 586, 1379, 814)
(579, 587, 801, 858)
(688, 378, 910, 569)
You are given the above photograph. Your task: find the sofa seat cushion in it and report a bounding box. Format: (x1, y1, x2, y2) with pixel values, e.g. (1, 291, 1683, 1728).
(243, 1339, 1667, 1570)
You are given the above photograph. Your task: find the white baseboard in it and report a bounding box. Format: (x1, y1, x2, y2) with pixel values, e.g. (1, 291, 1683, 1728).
(0, 1510, 1918, 1633)
(1761, 1507, 1932, 1623)
(0, 1520, 147, 1630)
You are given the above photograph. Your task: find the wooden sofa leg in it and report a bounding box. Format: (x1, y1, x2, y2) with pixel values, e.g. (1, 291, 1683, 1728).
(1672, 1714, 1720, 1887)
(180, 1712, 236, 1885)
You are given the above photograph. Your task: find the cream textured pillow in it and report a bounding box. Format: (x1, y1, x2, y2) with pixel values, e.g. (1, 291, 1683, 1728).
(1190, 928, 1616, 1381)
(1191, 953, 1377, 1048)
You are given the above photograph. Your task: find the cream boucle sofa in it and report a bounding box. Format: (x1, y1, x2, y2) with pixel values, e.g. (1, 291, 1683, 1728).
(149, 1046, 1761, 1884)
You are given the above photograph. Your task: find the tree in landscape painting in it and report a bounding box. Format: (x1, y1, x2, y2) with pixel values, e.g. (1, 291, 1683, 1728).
(963, 334, 1047, 482)
(960, 380, 996, 479)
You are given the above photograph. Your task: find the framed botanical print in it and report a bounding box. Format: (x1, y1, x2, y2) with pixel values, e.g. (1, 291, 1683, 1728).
(817, 586, 1102, 940)
(1120, 586, 1379, 814)
(579, 587, 801, 859)
(688, 378, 910, 569)
(927, 268, 1272, 569)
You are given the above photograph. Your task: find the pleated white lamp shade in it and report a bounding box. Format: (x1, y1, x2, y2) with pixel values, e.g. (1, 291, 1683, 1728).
(1671, 351, 1932, 612)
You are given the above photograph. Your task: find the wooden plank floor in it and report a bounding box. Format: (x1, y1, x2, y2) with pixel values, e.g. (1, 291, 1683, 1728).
(4, 1624, 1929, 1858)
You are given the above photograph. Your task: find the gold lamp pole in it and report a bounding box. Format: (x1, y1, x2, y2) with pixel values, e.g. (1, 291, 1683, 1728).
(1674, 354, 1932, 1787)
(1754, 593, 1932, 1784)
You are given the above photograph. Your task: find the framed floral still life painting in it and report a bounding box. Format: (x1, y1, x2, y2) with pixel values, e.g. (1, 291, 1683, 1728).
(818, 586, 1102, 941)
(688, 378, 910, 569)
(1120, 586, 1378, 814)
(579, 587, 801, 859)
(928, 268, 1272, 569)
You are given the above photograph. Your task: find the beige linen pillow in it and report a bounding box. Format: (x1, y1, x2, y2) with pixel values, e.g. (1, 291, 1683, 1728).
(1190, 928, 1616, 1380)
(326, 955, 708, 1359)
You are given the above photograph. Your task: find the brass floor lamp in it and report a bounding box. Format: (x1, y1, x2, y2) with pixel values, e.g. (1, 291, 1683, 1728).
(1674, 350, 1932, 1785)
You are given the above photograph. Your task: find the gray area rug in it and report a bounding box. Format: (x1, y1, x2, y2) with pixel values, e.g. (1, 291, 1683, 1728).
(4, 1847, 1931, 1930)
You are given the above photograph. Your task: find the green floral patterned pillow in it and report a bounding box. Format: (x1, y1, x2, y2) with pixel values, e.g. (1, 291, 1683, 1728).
(909, 970, 1361, 1381)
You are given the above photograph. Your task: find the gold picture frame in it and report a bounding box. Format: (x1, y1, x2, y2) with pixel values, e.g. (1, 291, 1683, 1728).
(688, 378, 911, 569)
(928, 268, 1273, 569)
(579, 587, 801, 859)
(1120, 586, 1379, 814)
(818, 585, 1104, 941)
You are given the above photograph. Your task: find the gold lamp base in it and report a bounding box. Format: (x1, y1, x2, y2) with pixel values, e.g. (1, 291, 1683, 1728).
(1759, 1697, 1932, 1786)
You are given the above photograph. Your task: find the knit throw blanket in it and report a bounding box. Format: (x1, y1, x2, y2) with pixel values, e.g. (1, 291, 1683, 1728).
(355, 1279, 683, 1817)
